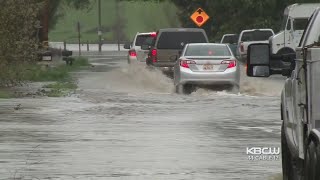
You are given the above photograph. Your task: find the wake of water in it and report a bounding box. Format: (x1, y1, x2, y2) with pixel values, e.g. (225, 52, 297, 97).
(100, 63, 285, 97)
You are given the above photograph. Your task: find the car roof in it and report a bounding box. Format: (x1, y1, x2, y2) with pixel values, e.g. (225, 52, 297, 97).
(157, 28, 205, 32)
(223, 34, 237, 36)
(187, 43, 228, 46)
(136, 32, 156, 35)
(241, 29, 274, 33)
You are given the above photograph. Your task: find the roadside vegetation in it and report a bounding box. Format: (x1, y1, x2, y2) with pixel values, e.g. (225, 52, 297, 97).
(0, 89, 13, 99)
(0, 1, 91, 99)
(169, 0, 318, 41)
(43, 81, 78, 97)
(38, 57, 89, 97)
(23, 57, 89, 82)
(0, 0, 41, 88)
(0, 53, 89, 99)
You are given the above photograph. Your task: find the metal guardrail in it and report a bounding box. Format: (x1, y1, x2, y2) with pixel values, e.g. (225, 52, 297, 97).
(49, 42, 127, 52)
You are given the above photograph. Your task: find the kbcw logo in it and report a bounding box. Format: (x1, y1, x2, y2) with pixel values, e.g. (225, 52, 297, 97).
(246, 147, 280, 155)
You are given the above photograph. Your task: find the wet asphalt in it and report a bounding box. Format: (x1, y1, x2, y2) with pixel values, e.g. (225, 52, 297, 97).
(0, 51, 286, 180)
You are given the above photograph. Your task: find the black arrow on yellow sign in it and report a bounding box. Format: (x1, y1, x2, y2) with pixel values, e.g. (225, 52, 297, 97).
(197, 8, 203, 14)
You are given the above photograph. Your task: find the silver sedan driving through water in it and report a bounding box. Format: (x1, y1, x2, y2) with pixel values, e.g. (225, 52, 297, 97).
(173, 43, 240, 94)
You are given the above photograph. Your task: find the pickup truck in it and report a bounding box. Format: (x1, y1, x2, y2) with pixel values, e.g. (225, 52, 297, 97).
(220, 34, 238, 57)
(143, 28, 209, 74)
(246, 7, 320, 180)
(220, 34, 238, 44)
(237, 29, 274, 62)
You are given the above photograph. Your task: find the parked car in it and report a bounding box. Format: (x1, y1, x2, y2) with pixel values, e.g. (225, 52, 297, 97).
(124, 32, 156, 64)
(173, 43, 240, 94)
(237, 29, 274, 62)
(220, 34, 239, 56)
(142, 28, 209, 74)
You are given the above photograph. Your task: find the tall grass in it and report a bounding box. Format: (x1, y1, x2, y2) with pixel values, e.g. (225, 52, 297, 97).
(23, 57, 89, 82)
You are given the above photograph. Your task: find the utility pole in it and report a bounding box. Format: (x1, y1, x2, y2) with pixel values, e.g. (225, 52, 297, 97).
(77, 21, 81, 56)
(98, 0, 102, 52)
(41, 0, 49, 49)
(116, 0, 120, 51)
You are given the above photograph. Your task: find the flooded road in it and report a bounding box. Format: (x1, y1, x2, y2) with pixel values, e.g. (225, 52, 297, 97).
(0, 51, 285, 180)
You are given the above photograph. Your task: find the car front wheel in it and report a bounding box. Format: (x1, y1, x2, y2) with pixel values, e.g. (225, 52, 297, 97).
(304, 140, 320, 180)
(282, 123, 295, 180)
(175, 84, 193, 95)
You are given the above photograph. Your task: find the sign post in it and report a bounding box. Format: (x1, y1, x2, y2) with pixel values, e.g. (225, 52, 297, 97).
(77, 21, 81, 56)
(98, 0, 102, 52)
(190, 8, 210, 27)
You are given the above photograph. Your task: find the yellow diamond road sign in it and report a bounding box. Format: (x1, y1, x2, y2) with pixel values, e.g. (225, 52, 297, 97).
(190, 8, 210, 27)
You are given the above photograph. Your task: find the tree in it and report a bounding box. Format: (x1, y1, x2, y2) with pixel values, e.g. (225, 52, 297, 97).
(0, 0, 42, 86)
(171, 0, 318, 41)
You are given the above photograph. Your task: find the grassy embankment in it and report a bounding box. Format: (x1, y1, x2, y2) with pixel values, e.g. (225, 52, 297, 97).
(0, 57, 89, 98)
(49, 0, 180, 43)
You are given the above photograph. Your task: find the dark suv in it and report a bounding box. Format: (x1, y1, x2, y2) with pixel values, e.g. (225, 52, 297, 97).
(143, 28, 209, 72)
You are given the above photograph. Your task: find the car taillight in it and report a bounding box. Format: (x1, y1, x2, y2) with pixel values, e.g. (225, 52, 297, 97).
(129, 50, 137, 57)
(221, 60, 236, 68)
(151, 49, 157, 63)
(151, 49, 157, 56)
(240, 42, 244, 52)
(180, 60, 196, 68)
(151, 32, 157, 37)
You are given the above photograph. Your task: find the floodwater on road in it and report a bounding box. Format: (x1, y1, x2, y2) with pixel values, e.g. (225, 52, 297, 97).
(0, 52, 285, 180)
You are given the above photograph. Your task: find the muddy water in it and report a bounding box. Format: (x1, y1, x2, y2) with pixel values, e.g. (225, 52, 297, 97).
(0, 53, 285, 180)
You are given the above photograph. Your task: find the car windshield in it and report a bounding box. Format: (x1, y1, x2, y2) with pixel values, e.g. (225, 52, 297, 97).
(157, 32, 207, 49)
(135, 34, 153, 46)
(304, 12, 320, 46)
(293, 18, 309, 30)
(241, 30, 274, 41)
(184, 45, 231, 57)
(221, 35, 238, 44)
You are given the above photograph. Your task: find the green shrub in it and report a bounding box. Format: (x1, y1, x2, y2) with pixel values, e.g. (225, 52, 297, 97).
(0, 89, 12, 99)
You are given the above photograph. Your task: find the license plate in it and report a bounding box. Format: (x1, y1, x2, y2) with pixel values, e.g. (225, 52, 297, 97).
(203, 64, 213, 70)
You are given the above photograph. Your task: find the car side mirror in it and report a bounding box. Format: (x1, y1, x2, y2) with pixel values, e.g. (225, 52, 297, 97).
(123, 42, 131, 49)
(178, 50, 182, 56)
(247, 43, 271, 77)
(141, 45, 150, 50)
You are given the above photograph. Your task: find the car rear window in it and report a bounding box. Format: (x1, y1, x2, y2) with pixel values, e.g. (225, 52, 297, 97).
(241, 30, 274, 42)
(185, 45, 231, 57)
(135, 34, 153, 46)
(221, 35, 238, 44)
(156, 32, 207, 49)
